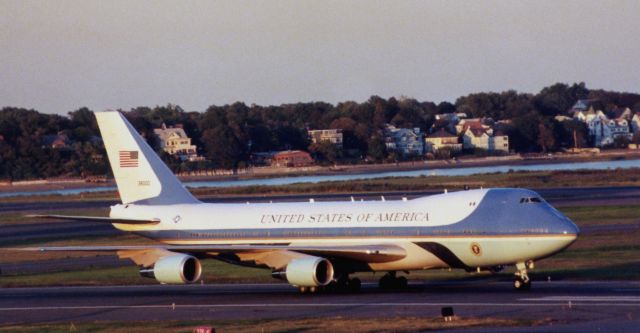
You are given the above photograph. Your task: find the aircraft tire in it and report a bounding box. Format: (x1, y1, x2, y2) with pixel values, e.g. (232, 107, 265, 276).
(396, 276, 408, 289)
(513, 278, 531, 291)
(348, 278, 361, 292)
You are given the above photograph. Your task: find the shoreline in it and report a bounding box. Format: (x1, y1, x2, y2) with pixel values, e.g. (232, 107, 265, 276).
(2, 149, 640, 194)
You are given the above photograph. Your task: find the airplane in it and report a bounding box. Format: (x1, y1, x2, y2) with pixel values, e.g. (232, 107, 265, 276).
(17, 110, 579, 293)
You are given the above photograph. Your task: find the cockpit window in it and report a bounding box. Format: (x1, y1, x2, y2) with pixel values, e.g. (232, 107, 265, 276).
(520, 197, 542, 203)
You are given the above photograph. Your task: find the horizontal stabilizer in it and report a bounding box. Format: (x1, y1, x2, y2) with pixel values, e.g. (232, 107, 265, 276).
(25, 214, 160, 225)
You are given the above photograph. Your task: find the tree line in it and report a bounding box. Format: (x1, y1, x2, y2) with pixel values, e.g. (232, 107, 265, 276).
(1, 82, 640, 181)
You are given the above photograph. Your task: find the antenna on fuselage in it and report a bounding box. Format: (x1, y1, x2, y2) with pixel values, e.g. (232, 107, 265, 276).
(444, 189, 448, 194)
(350, 196, 355, 202)
(381, 196, 386, 202)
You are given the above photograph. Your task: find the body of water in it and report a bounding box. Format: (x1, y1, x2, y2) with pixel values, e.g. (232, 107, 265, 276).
(1, 158, 639, 198)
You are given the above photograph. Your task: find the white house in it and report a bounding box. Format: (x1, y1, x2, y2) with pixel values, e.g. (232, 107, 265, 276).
(460, 124, 509, 152)
(154, 123, 203, 161)
(424, 129, 461, 153)
(308, 129, 344, 148)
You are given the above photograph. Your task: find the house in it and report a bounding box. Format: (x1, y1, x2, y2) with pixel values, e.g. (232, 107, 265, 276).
(424, 129, 461, 153)
(384, 125, 424, 156)
(154, 123, 203, 161)
(609, 107, 633, 120)
(455, 118, 494, 135)
(433, 112, 467, 133)
(568, 99, 599, 115)
(577, 112, 633, 147)
(308, 129, 343, 148)
(272, 150, 314, 167)
(43, 133, 72, 150)
(490, 130, 510, 152)
(461, 125, 491, 150)
(461, 124, 509, 152)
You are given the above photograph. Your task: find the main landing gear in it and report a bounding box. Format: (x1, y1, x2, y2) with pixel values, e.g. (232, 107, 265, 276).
(379, 271, 408, 290)
(298, 275, 361, 294)
(329, 275, 361, 293)
(513, 261, 533, 290)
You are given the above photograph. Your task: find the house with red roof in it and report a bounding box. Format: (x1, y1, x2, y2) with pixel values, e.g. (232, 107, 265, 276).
(272, 150, 314, 167)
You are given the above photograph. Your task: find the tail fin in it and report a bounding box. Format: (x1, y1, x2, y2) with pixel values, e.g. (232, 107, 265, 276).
(94, 110, 199, 205)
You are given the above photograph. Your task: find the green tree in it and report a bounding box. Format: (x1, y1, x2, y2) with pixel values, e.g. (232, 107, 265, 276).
(201, 126, 246, 170)
(309, 141, 342, 165)
(537, 120, 556, 153)
(367, 135, 387, 161)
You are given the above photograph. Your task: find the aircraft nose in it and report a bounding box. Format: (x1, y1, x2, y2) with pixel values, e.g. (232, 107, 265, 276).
(562, 217, 580, 236)
(558, 215, 579, 248)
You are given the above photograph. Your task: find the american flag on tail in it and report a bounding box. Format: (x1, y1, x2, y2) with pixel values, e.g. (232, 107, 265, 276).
(119, 150, 139, 167)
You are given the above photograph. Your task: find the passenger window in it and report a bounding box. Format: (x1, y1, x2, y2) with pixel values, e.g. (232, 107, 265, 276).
(520, 197, 542, 203)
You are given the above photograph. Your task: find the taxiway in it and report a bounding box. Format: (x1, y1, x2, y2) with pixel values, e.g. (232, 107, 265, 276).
(0, 281, 638, 332)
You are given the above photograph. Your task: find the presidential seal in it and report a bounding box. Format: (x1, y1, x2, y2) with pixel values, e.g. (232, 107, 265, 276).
(470, 242, 482, 256)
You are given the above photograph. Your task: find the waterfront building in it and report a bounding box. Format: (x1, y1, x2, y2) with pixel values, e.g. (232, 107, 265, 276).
(308, 129, 343, 148)
(383, 125, 424, 156)
(424, 128, 461, 153)
(154, 123, 202, 161)
(272, 150, 314, 167)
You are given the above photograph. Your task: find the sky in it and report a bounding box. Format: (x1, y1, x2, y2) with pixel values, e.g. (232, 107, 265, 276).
(1, 0, 639, 115)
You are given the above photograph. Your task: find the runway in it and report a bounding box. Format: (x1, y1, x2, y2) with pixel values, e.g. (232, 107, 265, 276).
(0, 281, 638, 332)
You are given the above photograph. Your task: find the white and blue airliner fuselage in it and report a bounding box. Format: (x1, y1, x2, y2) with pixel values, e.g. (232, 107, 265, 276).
(113, 189, 577, 272)
(25, 111, 579, 293)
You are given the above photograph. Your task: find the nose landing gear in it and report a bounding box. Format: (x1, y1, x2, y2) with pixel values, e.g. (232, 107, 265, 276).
(513, 261, 533, 290)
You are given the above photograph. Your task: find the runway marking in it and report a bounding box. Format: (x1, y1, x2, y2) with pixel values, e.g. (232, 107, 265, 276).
(520, 296, 640, 302)
(1, 302, 639, 312)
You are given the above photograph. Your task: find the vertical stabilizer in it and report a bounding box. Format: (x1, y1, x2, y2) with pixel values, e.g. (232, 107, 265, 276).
(94, 110, 199, 205)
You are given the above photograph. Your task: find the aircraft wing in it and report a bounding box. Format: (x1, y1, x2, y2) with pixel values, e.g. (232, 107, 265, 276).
(25, 214, 160, 225)
(10, 244, 407, 264)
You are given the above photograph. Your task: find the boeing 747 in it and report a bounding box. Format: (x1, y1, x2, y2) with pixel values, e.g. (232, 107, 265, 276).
(18, 110, 579, 293)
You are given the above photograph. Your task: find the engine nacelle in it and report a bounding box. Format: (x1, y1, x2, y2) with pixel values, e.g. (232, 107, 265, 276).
(284, 257, 334, 287)
(140, 254, 202, 284)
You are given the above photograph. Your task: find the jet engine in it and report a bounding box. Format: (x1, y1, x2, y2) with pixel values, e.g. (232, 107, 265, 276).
(139, 254, 202, 284)
(282, 256, 334, 287)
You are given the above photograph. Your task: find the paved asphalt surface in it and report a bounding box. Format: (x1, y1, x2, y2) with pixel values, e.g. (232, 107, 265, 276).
(0, 281, 638, 332)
